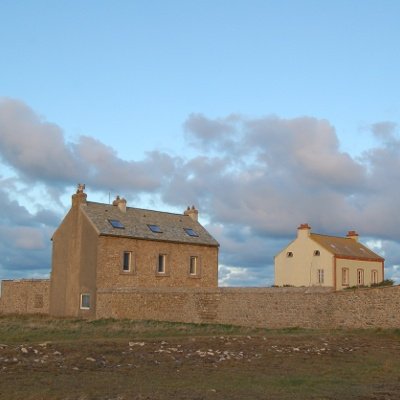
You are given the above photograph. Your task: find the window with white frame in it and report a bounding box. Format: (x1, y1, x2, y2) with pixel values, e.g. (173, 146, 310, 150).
(342, 268, 349, 286)
(80, 293, 90, 310)
(189, 256, 198, 275)
(371, 269, 378, 284)
(317, 269, 324, 284)
(157, 254, 166, 274)
(357, 269, 364, 285)
(123, 251, 132, 272)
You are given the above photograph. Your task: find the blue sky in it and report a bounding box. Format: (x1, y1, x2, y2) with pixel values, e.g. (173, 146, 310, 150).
(0, 1, 399, 285)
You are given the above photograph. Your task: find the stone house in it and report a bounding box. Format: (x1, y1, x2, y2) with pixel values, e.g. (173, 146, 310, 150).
(49, 185, 219, 318)
(274, 223, 385, 291)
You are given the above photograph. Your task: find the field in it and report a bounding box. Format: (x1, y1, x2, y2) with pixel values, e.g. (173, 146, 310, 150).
(0, 315, 400, 400)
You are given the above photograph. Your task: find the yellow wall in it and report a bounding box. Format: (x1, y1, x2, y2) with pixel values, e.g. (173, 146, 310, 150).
(275, 229, 334, 288)
(335, 258, 384, 289)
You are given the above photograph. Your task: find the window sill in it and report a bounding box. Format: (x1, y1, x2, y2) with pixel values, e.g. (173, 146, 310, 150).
(155, 273, 170, 277)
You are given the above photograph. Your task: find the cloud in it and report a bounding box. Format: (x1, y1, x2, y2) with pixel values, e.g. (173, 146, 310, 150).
(0, 98, 179, 196)
(0, 99, 399, 284)
(0, 188, 54, 279)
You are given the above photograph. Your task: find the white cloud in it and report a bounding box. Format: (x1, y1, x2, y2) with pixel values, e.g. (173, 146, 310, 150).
(1, 99, 399, 284)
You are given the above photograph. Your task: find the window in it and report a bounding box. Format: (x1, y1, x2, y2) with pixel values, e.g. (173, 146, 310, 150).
(342, 268, 349, 286)
(123, 251, 132, 272)
(148, 224, 162, 233)
(108, 219, 124, 229)
(286, 251, 293, 258)
(313, 250, 320, 256)
(357, 269, 364, 285)
(317, 269, 324, 284)
(189, 256, 198, 275)
(371, 270, 378, 284)
(157, 254, 166, 274)
(184, 228, 199, 237)
(80, 293, 90, 310)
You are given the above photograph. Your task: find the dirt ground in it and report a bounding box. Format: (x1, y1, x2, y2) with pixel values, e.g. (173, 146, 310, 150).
(1, 328, 400, 400)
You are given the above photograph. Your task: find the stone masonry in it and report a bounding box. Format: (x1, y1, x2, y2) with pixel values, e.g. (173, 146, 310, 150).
(1, 280, 400, 329)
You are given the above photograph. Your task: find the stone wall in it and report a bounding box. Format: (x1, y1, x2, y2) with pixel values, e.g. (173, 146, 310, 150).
(0, 279, 50, 315)
(2, 279, 400, 329)
(96, 285, 400, 329)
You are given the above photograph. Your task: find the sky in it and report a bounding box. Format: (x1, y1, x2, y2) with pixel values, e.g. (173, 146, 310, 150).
(0, 0, 399, 286)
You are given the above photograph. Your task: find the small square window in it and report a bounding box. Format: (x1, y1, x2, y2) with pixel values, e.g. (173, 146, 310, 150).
(148, 224, 162, 233)
(158, 254, 166, 274)
(108, 219, 124, 229)
(190, 256, 198, 275)
(123, 251, 132, 272)
(184, 228, 199, 237)
(80, 293, 90, 310)
(313, 250, 320, 256)
(286, 251, 293, 258)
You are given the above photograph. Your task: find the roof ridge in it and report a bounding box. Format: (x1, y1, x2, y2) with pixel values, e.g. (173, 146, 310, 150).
(310, 232, 348, 240)
(86, 201, 186, 217)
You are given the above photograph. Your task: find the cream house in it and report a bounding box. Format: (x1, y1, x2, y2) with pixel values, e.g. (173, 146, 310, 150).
(274, 224, 384, 291)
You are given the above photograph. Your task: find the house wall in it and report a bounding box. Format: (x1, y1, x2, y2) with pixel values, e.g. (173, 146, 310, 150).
(335, 258, 384, 289)
(50, 192, 99, 318)
(96, 235, 218, 290)
(0, 279, 50, 315)
(275, 235, 334, 288)
(95, 285, 400, 329)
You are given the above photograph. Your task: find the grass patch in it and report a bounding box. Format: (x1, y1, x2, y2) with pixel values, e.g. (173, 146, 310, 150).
(1, 315, 400, 399)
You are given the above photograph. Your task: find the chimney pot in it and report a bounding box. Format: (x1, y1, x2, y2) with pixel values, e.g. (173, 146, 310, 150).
(113, 195, 127, 213)
(346, 230, 359, 241)
(297, 223, 311, 238)
(72, 183, 87, 207)
(184, 205, 199, 221)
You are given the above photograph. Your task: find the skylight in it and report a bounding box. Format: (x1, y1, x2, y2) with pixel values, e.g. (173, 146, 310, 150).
(148, 224, 162, 233)
(184, 228, 199, 237)
(108, 219, 124, 229)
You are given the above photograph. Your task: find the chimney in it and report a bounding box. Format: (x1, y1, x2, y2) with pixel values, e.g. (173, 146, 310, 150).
(112, 195, 127, 213)
(297, 223, 311, 239)
(346, 230, 359, 241)
(72, 183, 87, 207)
(184, 205, 199, 222)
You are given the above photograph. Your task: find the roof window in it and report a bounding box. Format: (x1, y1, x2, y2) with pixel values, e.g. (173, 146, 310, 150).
(184, 228, 199, 237)
(108, 219, 124, 229)
(148, 224, 162, 233)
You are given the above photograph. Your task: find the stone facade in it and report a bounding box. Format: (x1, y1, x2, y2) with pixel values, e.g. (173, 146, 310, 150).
(1, 278, 399, 329)
(0, 279, 50, 315)
(49, 187, 219, 318)
(95, 285, 400, 329)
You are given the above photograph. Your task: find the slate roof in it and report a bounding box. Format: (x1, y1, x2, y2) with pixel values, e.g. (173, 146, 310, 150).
(81, 202, 219, 247)
(310, 233, 384, 261)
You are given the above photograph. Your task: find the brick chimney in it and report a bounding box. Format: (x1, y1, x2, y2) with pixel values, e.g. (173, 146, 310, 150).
(184, 205, 198, 222)
(346, 230, 359, 241)
(112, 195, 127, 213)
(72, 183, 87, 207)
(297, 223, 311, 239)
